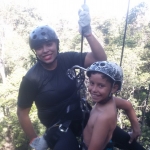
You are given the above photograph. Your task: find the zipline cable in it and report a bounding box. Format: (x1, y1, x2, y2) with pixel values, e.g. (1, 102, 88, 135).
(120, 0, 130, 67)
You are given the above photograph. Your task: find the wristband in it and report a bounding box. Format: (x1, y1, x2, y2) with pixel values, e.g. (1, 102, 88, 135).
(85, 33, 92, 37)
(30, 137, 38, 144)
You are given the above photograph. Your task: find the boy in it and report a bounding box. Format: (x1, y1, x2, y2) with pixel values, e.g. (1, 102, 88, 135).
(83, 61, 123, 150)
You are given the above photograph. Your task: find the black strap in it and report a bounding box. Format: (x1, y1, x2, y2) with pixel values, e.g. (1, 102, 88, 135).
(44, 90, 78, 128)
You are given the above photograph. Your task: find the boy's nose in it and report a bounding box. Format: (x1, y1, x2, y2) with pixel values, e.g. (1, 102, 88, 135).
(92, 86, 98, 92)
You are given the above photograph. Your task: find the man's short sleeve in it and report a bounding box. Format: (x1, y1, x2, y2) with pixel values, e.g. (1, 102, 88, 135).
(71, 52, 87, 67)
(61, 52, 87, 67)
(17, 77, 37, 108)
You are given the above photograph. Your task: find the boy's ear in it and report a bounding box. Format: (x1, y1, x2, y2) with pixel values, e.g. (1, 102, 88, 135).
(111, 84, 119, 94)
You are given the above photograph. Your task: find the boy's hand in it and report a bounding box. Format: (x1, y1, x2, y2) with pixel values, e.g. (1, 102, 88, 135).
(128, 131, 141, 144)
(30, 136, 48, 150)
(78, 4, 91, 37)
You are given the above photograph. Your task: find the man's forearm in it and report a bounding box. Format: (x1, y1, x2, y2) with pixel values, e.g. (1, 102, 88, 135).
(86, 34, 107, 61)
(18, 115, 37, 141)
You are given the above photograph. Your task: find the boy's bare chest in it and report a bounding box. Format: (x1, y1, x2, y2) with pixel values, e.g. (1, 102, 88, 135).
(88, 109, 103, 128)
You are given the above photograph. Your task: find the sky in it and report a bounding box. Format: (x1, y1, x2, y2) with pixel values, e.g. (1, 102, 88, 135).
(31, 0, 150, 23)
(8, 0, 150, 26)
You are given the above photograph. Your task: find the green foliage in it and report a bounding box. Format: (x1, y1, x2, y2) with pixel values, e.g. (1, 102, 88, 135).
(0, 103, 45, 150)
(140, 125, 150, 149)
(140, 49, 150, 74)
(145, 111, 150, 127)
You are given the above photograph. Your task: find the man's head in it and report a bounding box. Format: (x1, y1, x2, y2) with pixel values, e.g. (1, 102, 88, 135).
(86, 61, 123, 103)
(29, 25, 59, 68)
(29, 25, 59, 51)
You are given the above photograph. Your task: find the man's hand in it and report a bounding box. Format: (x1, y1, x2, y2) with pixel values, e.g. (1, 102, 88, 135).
(30, 136, 48, 150)
(128, 130, 141, 144)
(78, 4, 91, 37)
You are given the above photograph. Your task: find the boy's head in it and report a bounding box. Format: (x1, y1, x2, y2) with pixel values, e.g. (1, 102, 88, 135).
(86, 61, 123, 103)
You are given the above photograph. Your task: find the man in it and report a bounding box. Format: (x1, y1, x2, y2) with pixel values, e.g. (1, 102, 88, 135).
(17, 4, 106, 150)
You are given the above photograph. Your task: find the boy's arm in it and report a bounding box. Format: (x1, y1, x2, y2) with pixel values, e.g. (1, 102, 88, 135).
(114, 97, 141, 143)
(88, 115, 110, 150)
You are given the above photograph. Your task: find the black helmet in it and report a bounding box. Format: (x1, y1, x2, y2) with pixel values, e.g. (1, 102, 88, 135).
(86, 61, 123, 92)
(29, 25, 59, 50)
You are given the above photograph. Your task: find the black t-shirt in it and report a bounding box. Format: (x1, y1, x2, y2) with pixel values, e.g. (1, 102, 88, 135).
(17, 52, 87, 127)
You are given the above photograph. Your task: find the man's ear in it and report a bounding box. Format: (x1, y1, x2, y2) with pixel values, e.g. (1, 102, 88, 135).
(111, 84, 119, 94)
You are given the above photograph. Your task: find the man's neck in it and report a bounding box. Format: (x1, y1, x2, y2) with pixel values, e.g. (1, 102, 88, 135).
(42, 60, 57, 70)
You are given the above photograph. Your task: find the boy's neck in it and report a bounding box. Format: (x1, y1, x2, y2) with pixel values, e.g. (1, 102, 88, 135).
(98, 95, 113, 105)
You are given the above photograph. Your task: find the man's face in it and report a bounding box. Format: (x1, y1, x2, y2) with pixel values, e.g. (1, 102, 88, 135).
(88, 73, 112, 103)
(34, 41, 57, 64)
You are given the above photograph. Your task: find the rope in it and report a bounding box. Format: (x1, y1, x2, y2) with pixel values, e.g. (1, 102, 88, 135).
(120, 0, 130, 67)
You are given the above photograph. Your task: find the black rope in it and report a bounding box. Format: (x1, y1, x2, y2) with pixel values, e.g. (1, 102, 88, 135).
(120, 0, 130, 67)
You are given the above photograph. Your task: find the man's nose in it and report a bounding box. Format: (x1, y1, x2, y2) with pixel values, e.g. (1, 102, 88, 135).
(42, 45, 49, 52)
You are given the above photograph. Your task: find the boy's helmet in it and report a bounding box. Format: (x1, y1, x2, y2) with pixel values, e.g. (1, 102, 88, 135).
(86, 61, 123, 91)
(29, 25, 59, 50)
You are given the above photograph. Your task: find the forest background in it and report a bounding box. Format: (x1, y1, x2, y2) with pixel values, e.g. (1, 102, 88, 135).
(0, 0, 150, 149)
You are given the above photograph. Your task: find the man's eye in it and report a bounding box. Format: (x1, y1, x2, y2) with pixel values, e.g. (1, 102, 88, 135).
(35, 46, 42, 50)
(47, 42, 53, 46)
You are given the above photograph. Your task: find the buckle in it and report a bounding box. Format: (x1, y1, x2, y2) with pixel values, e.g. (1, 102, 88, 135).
(59, 124, 68, 132)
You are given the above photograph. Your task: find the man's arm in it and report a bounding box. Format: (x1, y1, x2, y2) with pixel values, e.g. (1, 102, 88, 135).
(84, 34, 107, 67)
(17, 106, 37, 141)
(114, 97, 141, 143)
(88, 116, 110, 150)
(17, 106, 48, 149)
(78, 4, 107, 68)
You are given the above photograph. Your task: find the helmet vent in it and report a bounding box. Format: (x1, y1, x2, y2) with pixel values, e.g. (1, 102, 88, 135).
(100, 62, 105, 66)
(41, 32, 46, 36)
(33, 35, 37, 39)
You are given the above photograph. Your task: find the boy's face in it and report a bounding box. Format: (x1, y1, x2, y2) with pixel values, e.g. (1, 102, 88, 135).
(88, 73, 114, 103)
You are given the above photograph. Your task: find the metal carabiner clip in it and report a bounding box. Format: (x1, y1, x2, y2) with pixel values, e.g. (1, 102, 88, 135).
(59, 124, 69, 132)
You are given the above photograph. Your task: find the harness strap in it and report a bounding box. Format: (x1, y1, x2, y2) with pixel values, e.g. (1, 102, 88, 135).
(66, 102, 79, 114)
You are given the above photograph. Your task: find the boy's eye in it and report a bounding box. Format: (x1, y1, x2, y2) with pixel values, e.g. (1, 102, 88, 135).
(98, 84, 105, 88)
(88, 81, 94, 86)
